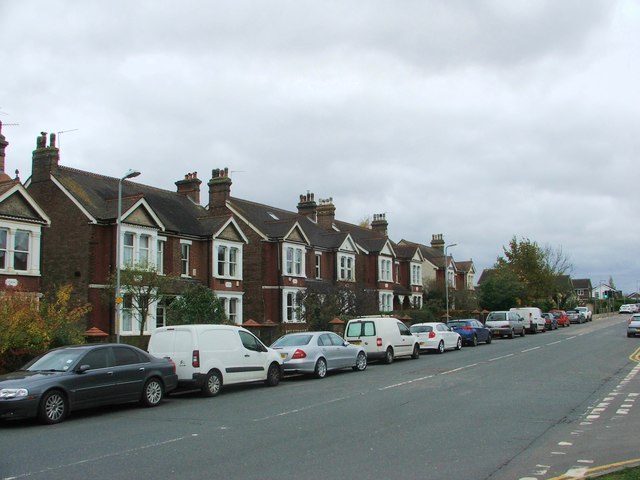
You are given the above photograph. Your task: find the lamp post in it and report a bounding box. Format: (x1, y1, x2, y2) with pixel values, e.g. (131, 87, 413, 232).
(116, 169, 141, 343)
(444, 243, 457, 322)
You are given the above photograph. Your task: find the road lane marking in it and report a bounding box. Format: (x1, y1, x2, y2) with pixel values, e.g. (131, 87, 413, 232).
(489, 353, 515, 362)
(546, 340, 563, 346)
(521, 346, 541, 353)
(440, 363, 478, 375)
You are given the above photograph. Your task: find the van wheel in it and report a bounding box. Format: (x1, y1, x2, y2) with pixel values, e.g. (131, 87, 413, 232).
(353, 351, 367, 371)
(314, 358, 327, 379)
(202, 370, 222, 397)
(411, 344, 420, 359)
(437, 341, 445, 354)
(509, 329, 515, 339)
(384, 347, 394, 364)
(141, 377, 164, 407)
(265, 363, 281, 386)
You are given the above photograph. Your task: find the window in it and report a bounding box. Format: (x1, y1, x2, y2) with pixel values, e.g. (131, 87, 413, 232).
(123, 232, 134, 266)
(283, 244, 305, 277)
(155, 296, 173, 328)
(80, 349, 111, 370)
(379, 292, 393, 312)
(113, 346, 144, 366)
(379, 258, 392, 282)
(411, 264, 422, 285)
(338, 253, 354, 281)
(315, 253, 321, 279)
(239, 330, 263, 352)
(0, 228, 7, 269)
(283, 289, 304, 322)
(412, 294, 422, 309)
(122, 294, 134, 332)
(156, 238, 165, 274)
(181, 242, 191, 276)
(217, 293, 243, 325)
(138, 235, 150, 264)
(214, 241, 242, 279)
(13, 231, 29, 271)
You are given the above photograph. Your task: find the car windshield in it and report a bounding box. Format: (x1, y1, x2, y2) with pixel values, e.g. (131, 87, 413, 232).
(486, 312, 506, 321)
(409, 325, 433, 333)
(272, 334, 313, 347)
(23, 349, 85, 372)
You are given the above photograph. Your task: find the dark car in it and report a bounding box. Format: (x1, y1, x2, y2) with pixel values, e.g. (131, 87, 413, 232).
(542, 313, 558, 331)
(0, 344, 178, 424)
(448, 319, 492, 346)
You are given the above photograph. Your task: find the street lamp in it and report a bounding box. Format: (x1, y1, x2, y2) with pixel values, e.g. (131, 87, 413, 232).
(116, 169, 141, 343)
(444, 243, 457, 322)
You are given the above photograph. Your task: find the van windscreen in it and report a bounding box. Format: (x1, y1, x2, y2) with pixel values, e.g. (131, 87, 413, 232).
(346, 321, 375, 337)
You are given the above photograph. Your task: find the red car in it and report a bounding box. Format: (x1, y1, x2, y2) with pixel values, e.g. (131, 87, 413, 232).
(550, 309, 570, 327)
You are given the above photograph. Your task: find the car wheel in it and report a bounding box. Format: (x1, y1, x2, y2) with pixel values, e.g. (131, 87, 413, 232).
(265, 363, 281, 386)
(437, 341, 445, 354)
(455, 337, 462, 350)
(201, 370, 222, 397)
(38, 390, 67, 424)
(384, 347, 394, 364)
(628, 333, 633, 338)
(411, 344, 420, 359)
(520, 327, 525, 337)
(314, 358, 328, 379)
(471, 335, 478, 347)
(509, 329, 515, 339)
(353, 351, 367, 371)
(486, 334, 492, 344)
(141, 377, 164, 407)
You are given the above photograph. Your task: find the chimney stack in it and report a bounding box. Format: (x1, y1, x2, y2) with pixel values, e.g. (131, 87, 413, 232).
(297, 191, 317, 220)
(317, 197, 336, 230)
(208, 167, 232, 215)
(31, 131, 60, 184)
(176, 171, 202, 204)
(371, 213, 388, 236)
(431, 233, 445, 252)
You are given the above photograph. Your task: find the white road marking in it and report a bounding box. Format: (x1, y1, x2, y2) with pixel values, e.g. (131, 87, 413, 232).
(522, 346, 541, 353)
(489, 353, 515, 362)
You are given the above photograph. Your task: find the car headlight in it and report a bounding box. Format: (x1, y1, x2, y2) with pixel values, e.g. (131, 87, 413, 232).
(0, 388, 29, 399)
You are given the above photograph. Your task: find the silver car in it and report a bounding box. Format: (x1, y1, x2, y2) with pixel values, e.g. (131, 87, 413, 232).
(271, 331, 367, 378)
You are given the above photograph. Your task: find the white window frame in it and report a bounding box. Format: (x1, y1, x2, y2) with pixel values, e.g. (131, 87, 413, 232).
(379, 291, 393, 312)
(156, 237, 166, 274)
(378, 257, 393, 282)
(411, 294, 422, 309)
(180, 240, 192, 277)
(217, 292, 244, 325)
(120, 225, 158, 269)
(411, 263, 422, 286)
(315, 253, 321, 279)
(119, 290, 158, 336)
(283, 287, 305, 322)
(0, 220, 43, 276)
(213, 239, 243, 280)
(338, 253, 355, 281)
(282, 242, 306, 278)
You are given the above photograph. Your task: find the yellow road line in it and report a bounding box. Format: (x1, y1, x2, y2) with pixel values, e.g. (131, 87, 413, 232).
(629, 347, 640, 363)
(548, 458, 640, 479)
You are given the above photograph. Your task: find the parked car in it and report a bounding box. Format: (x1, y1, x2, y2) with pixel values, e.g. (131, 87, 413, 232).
(409, 322, 462, 353)
(447, 319, 492, 346)
(510, 307, 545, 333)
(270, 331, 367, 378)
(148, 324, 283, 397)
(0, 344, 178, 424)
(344, 316, 420, 364)
(574, 306, 593, 321)
(628, 314, 640, 337)
(620, 304, 637, 314)
(485, 311, 526, 338)
(549, 309, 570, 328)
(541, 313, 558, 331)
(566, 309, 585, 324)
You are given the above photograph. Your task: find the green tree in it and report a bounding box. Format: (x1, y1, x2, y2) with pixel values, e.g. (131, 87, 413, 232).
(477, 269, 525, 311)
(165, 283, 226, 325)
(40, 283, 92, 348)
(108, 262, 174, 342)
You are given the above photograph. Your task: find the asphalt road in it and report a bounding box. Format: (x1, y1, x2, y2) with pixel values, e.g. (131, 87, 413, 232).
(2, 314, 639, 480)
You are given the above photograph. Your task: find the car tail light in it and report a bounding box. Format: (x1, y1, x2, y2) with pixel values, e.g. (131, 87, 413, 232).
(168, 358, 176, 373)
(377, 338, 383, 347)
(292, 349, 307, 359)
(428, 331, 436, 338)
(192, 350, 200, 368)
(463, 327, 473, 331)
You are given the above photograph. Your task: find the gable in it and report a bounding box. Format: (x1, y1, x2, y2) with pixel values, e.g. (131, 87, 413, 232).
(338, 236, 358, 253)
(217, 223, 244, 242)
(284, 223, 309, 245)
(380, 242, 394, 257)
(0, 189, 48, 224)
(123, 205, 158, 229)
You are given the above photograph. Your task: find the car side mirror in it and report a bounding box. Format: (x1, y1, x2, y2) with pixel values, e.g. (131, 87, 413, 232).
(77, 364, 90, 374)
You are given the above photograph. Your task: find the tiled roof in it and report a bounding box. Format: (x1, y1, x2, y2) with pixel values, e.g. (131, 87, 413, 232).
(571, 278, 592, 289)
(52, 166, 212, 236)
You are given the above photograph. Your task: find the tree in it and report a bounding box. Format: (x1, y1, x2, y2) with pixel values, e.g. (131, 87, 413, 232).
(108, 262, 174, 342)
(166, 283, 226, 325)
(40, 283, 92, 348)
(477, 269, 525, 311)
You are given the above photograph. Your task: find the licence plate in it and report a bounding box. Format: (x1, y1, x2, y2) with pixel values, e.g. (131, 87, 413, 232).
(280, 353, 287, 359)
(349, 340, 362, 345)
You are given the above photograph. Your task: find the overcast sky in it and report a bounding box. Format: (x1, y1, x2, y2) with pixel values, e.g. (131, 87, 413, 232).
(2, 1, 639, 294)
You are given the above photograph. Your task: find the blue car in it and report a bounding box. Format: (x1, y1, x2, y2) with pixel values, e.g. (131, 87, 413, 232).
(448, 319, 492, 346)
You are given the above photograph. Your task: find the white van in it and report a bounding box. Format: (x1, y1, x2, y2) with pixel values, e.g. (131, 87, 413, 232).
(510, 307, 545, 333)
(344, 316, 420, 364)
(148, 325, 283, 396)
